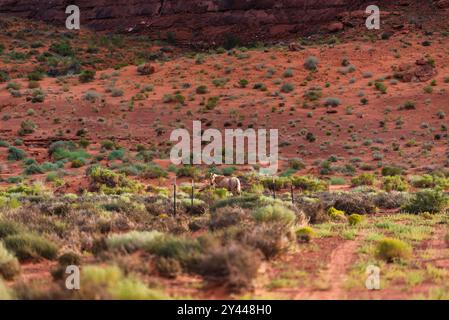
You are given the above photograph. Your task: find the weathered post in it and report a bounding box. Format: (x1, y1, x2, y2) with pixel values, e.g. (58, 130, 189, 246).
(173, 177, 177, 216)
(291, 184, 294, 204)
(272, 176, 276, 199)
(191, 179, 194, 210)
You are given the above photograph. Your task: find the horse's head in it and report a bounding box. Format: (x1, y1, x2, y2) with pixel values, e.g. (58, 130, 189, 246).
(209, 173, 218, 186)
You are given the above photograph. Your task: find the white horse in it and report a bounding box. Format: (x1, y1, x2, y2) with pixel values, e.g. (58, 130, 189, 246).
(209, 173, 242, 195)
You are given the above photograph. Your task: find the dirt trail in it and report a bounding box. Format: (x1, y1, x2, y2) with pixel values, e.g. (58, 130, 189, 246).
(306, 239, 360, 300)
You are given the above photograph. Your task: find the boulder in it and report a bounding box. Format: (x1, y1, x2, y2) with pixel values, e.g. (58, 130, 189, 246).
(393, 58, 437, 82)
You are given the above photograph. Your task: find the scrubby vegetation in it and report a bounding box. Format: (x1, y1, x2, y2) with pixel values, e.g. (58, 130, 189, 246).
(0, 13, 448, 300)
(376, 238, 412, 262)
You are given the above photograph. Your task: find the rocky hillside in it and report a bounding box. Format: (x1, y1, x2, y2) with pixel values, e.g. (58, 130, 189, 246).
(0, 0, 391, 44)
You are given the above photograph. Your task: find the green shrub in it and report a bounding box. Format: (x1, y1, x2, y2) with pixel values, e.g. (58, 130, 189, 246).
(106, 231, 164, 253)
(382, 166, 403, 176)
(376, 238, 412, 262)
(304, 88, 322, 101)
(402, 189, 449, 214)
(288, 158, 305, 170)
(140, 164, 168, 179)
(0, 242, 20, 280)
(196, 85, 208, 94)
(283, 68, 294, 78)
(238, 79, 249, 87)
(163, 93, 185, 104)
(88, 166, 144, 194)
(383, 176, 409, 192)
(23, 158, 37, 166)
(0, 140, 9, 148)
(24, 164, 44, 175)
(58, 252, 81, 266)
(181, 198, 208, 215)
(29, 89, 45, 103)
(253, 204, 296, 225)
(79, 265, 168, 300)
(296, 226, 315, 243)
(330, 177, 346, 185)
(137, 63, 155, 75)
(324, 97, 341, 107)
(4, 234, 58, 262)
(4, 183, 46, 196)
(375, 82, 387, 93)
(212, 195, 286, 212)
(304, 56, 319, 71)
(27, 70, 44, 81)
(52, 147, 88, 162)
(348, 214, 364, 226)
(351, 173, 375, 187)
(79, 70, 96, 83)
(253, 82, 267, 91)
(291, 176, 328, 192)
(46, 56, 81, 77)
(6, 82, 20, 90)
(243, 223, 292, 259)
(191, 243, 261, 291)
(145, 235, 200, 263)
(101, 139, 116, 150)
(374, 192, 410, 209)
(176, 165, 200, 179)
(213, 187, 232, 198)
(327, 207, 346, 220)
(329, 192, 377, 215)
(71, 158, 85, 168)
(260, 176, 290, 191)
(49, 140, 76, 156)
(401, 101, 416, 110)
(0, 70, 10, 83)
(83, 90, 101, 102)
(155, 257, 182, 279)
(206, 96, 219, 110)
(50, 41, 74, 56)
(209, 206, 247, 230)
(7, 146, 26, 161)
(0, 220, 25, 238)
(18, 120, 37, 136)
(108, 149, 125, 161)
(280, 83, 294, 93)
(111, 88, 124, 97)
(410, 175, 435, 188)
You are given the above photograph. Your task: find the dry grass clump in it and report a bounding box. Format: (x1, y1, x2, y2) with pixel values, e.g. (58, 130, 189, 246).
(190, 242, 262, 292)
(3, 233, 58, 262)
(209, 206, 249, 230)
(0, 242, 20, 280)
(106, 231, 164, 253)
(78, 265, 168, 300)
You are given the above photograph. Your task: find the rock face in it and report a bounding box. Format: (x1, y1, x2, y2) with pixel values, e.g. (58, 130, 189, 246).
(393, 59, 437, 83)
(0, 0, 384, 44)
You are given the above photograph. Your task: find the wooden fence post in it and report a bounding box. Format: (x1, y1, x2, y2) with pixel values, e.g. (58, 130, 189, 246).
(291, 184, 294, 204)
(173, 177, 177, 216)
(191, 179, 194, 210)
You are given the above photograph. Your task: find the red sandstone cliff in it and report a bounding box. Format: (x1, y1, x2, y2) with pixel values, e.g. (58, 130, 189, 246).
(0, 0, 427, 44)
